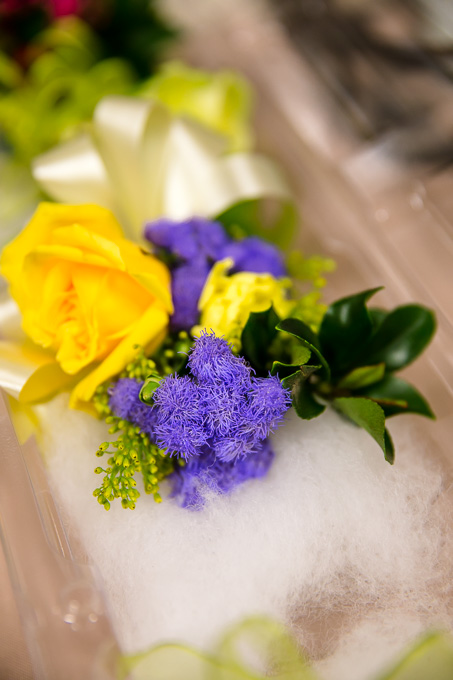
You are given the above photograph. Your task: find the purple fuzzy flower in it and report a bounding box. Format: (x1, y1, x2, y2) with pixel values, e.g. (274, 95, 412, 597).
(170, 439, 275, 509)
(188, 330, 250, 385)
(247, 375, 293, 438)
(170, 259, 211, 331)
(144, 217, 287, 332)
(108, 333, 290, 508)
(109, 378, 159, 438)
(221, 236, 286, 277)
(152, 375, 208, 459)
(144, 217, 229, 263)
(153, 332, 290, 463)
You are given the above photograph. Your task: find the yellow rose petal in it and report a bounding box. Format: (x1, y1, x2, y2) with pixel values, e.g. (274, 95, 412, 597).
(70, 304, 169, 408)
(20, 360, 79, 403)
(50, 224, 125, 269)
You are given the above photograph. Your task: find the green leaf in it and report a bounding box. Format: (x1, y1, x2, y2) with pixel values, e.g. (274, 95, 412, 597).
(369, 306, 388, 329)
(241, 306, 280, 373)
(365, 304, 436, 372)
(271, 346, 312, 379)
(337, 363, 386, 390)
(280, 365, 321, 389)
(357, 374, 435, 419)
(277, 318, 330, 381)
(217, 198, 297, 250)
(333, 396, 393, 462)
(384, 429, 395, 464)
(293, 379, 325, 420)
(318, 287, 383, 374)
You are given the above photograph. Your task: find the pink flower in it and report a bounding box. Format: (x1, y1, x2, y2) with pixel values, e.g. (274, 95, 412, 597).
(49, 0, 80, 17)
(0, 0, 82, 17)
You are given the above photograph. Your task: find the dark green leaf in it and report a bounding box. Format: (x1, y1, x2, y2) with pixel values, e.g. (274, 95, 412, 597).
(337, 363, 386, 390)
(291, 374, 326, 420)
(357, 374, 435, 419)
(241, 306, 280, 373)
(293, 379, 326, 420)
(276, 318, 330, 381)
(369, 307, 388, 329)
(333, 396, 390, 460)
(277, 317, 320, 347)
(365, 305, 436, 372)
(280, 365, 321, 389)
(318, 287, 383, 374)
(384, 429, 395, 464)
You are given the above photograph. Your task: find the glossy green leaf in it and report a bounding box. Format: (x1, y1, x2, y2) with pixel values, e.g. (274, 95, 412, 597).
(369, 306, 388, 329)
(337, 363, 386, 390)
(358, 375, 435, 419)
(271, 346, 312, 379)
(280, 365, 321, 390)
(365, 304, 436, 372)
(277, 317, 320, 347)
(292, 379, 325, 420)
(290, 345, 313, 366)
(277, 318, 330, 381)
(241, 306, 280, 373)
(318, 287, 383, 374)
(333, 396, 393, 462)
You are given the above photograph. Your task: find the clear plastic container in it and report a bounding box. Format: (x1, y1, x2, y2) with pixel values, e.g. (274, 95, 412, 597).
(1, 1, 452, 677)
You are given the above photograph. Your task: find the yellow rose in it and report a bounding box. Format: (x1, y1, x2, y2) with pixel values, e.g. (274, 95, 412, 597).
(193, 258, 294, 351)
(1, 203, 172, 409)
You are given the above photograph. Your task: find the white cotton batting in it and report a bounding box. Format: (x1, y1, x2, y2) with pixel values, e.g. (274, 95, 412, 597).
(38, 395, 453, 680)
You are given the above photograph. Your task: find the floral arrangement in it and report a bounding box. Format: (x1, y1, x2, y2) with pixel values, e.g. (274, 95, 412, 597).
(0, 62, 451, 680)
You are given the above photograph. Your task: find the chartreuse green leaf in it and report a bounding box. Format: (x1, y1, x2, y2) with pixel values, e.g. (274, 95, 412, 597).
(241, 306, 280, 373)
(333, 397, 394, 463)
(358, 375, 435, 419)
(338, 363, 386, 390)
(318, 287, 383, 374)
(365, 305, 436, 372)
(276, 318, 330, 381)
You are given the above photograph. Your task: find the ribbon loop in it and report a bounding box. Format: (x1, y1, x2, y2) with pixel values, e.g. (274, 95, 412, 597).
(33, 95, 294, 242)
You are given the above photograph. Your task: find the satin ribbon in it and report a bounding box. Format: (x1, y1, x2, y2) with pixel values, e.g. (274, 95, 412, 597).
(32, 95, 293, 242)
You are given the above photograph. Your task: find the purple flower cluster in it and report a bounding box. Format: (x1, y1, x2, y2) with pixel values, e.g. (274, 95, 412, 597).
(170, 440, 274, 509)
(108, 333, 291, 508)
(144, 217, 286, 331)
(153, 332, 291, 463)
(109, 378, 159, 438)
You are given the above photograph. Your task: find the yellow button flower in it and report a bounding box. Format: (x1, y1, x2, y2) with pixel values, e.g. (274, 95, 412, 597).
(193, 258, 294, 351)
(1, 203, 172, 409)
